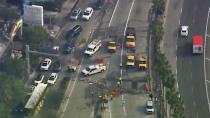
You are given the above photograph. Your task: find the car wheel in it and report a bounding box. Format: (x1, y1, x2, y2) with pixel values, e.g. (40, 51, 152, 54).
(101, 69, 104, 72)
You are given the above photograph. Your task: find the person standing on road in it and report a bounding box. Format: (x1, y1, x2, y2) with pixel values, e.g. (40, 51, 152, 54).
(118, 77, 122, 84)
(117, 81, 121, 87)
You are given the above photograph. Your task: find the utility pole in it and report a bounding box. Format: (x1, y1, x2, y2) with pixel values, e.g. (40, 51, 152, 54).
(25, 45, 30, 75)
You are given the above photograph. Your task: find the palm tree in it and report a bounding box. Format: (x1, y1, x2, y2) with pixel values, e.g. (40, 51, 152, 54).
(152, 0, 165, 15)
(151, 18, 164, 43)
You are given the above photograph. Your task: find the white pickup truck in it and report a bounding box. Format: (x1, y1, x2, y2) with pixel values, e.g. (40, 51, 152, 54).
(84, 39, 102, 55)
(82, 64, 106, 76)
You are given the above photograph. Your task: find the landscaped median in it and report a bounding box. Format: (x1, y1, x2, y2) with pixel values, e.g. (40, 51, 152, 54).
(151, 0, 185, 118)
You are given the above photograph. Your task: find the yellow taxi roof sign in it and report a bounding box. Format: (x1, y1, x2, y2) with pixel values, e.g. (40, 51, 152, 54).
(126, 35, 135, 39)
(127, 55, 135, 60)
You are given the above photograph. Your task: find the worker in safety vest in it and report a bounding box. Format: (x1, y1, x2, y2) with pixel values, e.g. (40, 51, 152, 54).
(110, 94, 113, 100)
(118, 77, 122, 84)
(120, 63, 122, 69)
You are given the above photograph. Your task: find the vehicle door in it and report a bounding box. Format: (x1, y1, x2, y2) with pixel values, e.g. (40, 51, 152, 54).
(91, 68, 97, 74)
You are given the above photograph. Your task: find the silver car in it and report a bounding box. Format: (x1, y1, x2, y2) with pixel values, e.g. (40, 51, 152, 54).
(70, 8, 81, 20)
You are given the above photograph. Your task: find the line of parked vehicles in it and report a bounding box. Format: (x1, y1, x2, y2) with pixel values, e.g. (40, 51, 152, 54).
(32, 0, 106, 86)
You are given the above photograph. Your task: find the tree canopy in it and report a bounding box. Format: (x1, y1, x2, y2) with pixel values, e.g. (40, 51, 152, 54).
(21, 26, 55, 49)
(0, 57, 27, 118)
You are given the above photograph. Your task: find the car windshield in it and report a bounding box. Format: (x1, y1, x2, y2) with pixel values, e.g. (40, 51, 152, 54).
(84, 12, 90, 15)
(42, 62, 47, 66)
(109, 42, 116, 46)
(146, 106, 153, 109)
(72, 12, 78, 16)
(87, 48, 94, 51)
(36, 75, 42, 81)
(182, 30, 186, 32)
(86, 67, 91, 71)
(139, 61, 146, 64)
(49, 77, 55, 80)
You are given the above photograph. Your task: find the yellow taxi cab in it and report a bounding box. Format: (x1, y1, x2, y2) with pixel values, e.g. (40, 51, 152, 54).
(108, 41, 117, 52)
(138, 56, 147, 70)
(126, 55, 135, 67)
(126, 35, 135, 48)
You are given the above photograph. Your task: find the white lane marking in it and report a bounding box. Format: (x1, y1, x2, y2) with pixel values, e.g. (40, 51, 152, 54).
(123, 0, 135, 35)
(108, 102, 112, 118)
(176, 82, 179, 89)
(108, 0, 120, 27)
(120, 0, 135, 76)
(179, 19, 180, 25)
(121, 95, 127, 116)
(90, 107, 94, 118)
(204, 6, 210, 111)
(61, 57, 85, 118)
(180, 8, 182, 14)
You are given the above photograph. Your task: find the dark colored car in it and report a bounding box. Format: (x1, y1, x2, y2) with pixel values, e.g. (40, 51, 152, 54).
(126, 27, 136, 36)
(12, 102, 27, 114)
(63, 44, 72, 54)
(70, 8, 81, 20)
(52, 61, 62, 72)
(93, 0, 105, 10)
(67, 25, 82, 39)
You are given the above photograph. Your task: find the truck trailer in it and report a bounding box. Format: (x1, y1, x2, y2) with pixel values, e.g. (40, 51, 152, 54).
(192, 35, 203, 54)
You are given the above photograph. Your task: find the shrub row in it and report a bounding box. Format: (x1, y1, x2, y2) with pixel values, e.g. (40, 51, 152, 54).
(152, 0, 185, 117)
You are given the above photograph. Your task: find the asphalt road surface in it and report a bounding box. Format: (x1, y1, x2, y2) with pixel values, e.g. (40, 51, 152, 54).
(177, 0, 210, 118)
(59, 0, 154, 118)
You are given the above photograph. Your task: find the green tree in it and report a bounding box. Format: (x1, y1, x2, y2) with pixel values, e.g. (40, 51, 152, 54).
(0, 56, 27, 78)
(152, 0, 165, 15)
(21, 26, 55, 49)
(0, 7, 20, 21)
(151, 18, 164, 43)
(0, 73, 25, 118)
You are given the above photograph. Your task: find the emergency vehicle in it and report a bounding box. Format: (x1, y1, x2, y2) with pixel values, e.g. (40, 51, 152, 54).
(84, 39, 102, 55)
(192, 35, 203, 54)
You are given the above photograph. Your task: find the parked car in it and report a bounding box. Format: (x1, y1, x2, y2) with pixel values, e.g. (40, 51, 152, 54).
(52, 61, 62, 72)
(145, 100, 154, 114)
(70, 8, 81, 20)
(82, 7, 93, 20)
(63, 44, 72, 54)
(93, 0, 105, 10)
(34, 74, 44, 84)
(82, 64, 106, 76)
(47, 73, 58, 85)
(67, 25, 82, 39)
(40, 58, 52, 71)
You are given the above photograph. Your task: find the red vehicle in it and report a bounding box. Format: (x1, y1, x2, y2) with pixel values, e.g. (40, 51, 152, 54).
(193, 35, 203, 54)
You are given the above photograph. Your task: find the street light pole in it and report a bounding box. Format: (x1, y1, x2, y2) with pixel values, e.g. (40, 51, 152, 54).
(25, 45, 30, 75)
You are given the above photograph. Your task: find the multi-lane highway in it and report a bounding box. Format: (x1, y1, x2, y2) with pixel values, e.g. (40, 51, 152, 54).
(164, 0, 210, 117)
(178, 0, 210, 118)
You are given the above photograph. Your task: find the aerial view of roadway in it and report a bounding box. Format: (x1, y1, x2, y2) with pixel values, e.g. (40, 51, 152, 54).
(1, 0, 210, 118)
